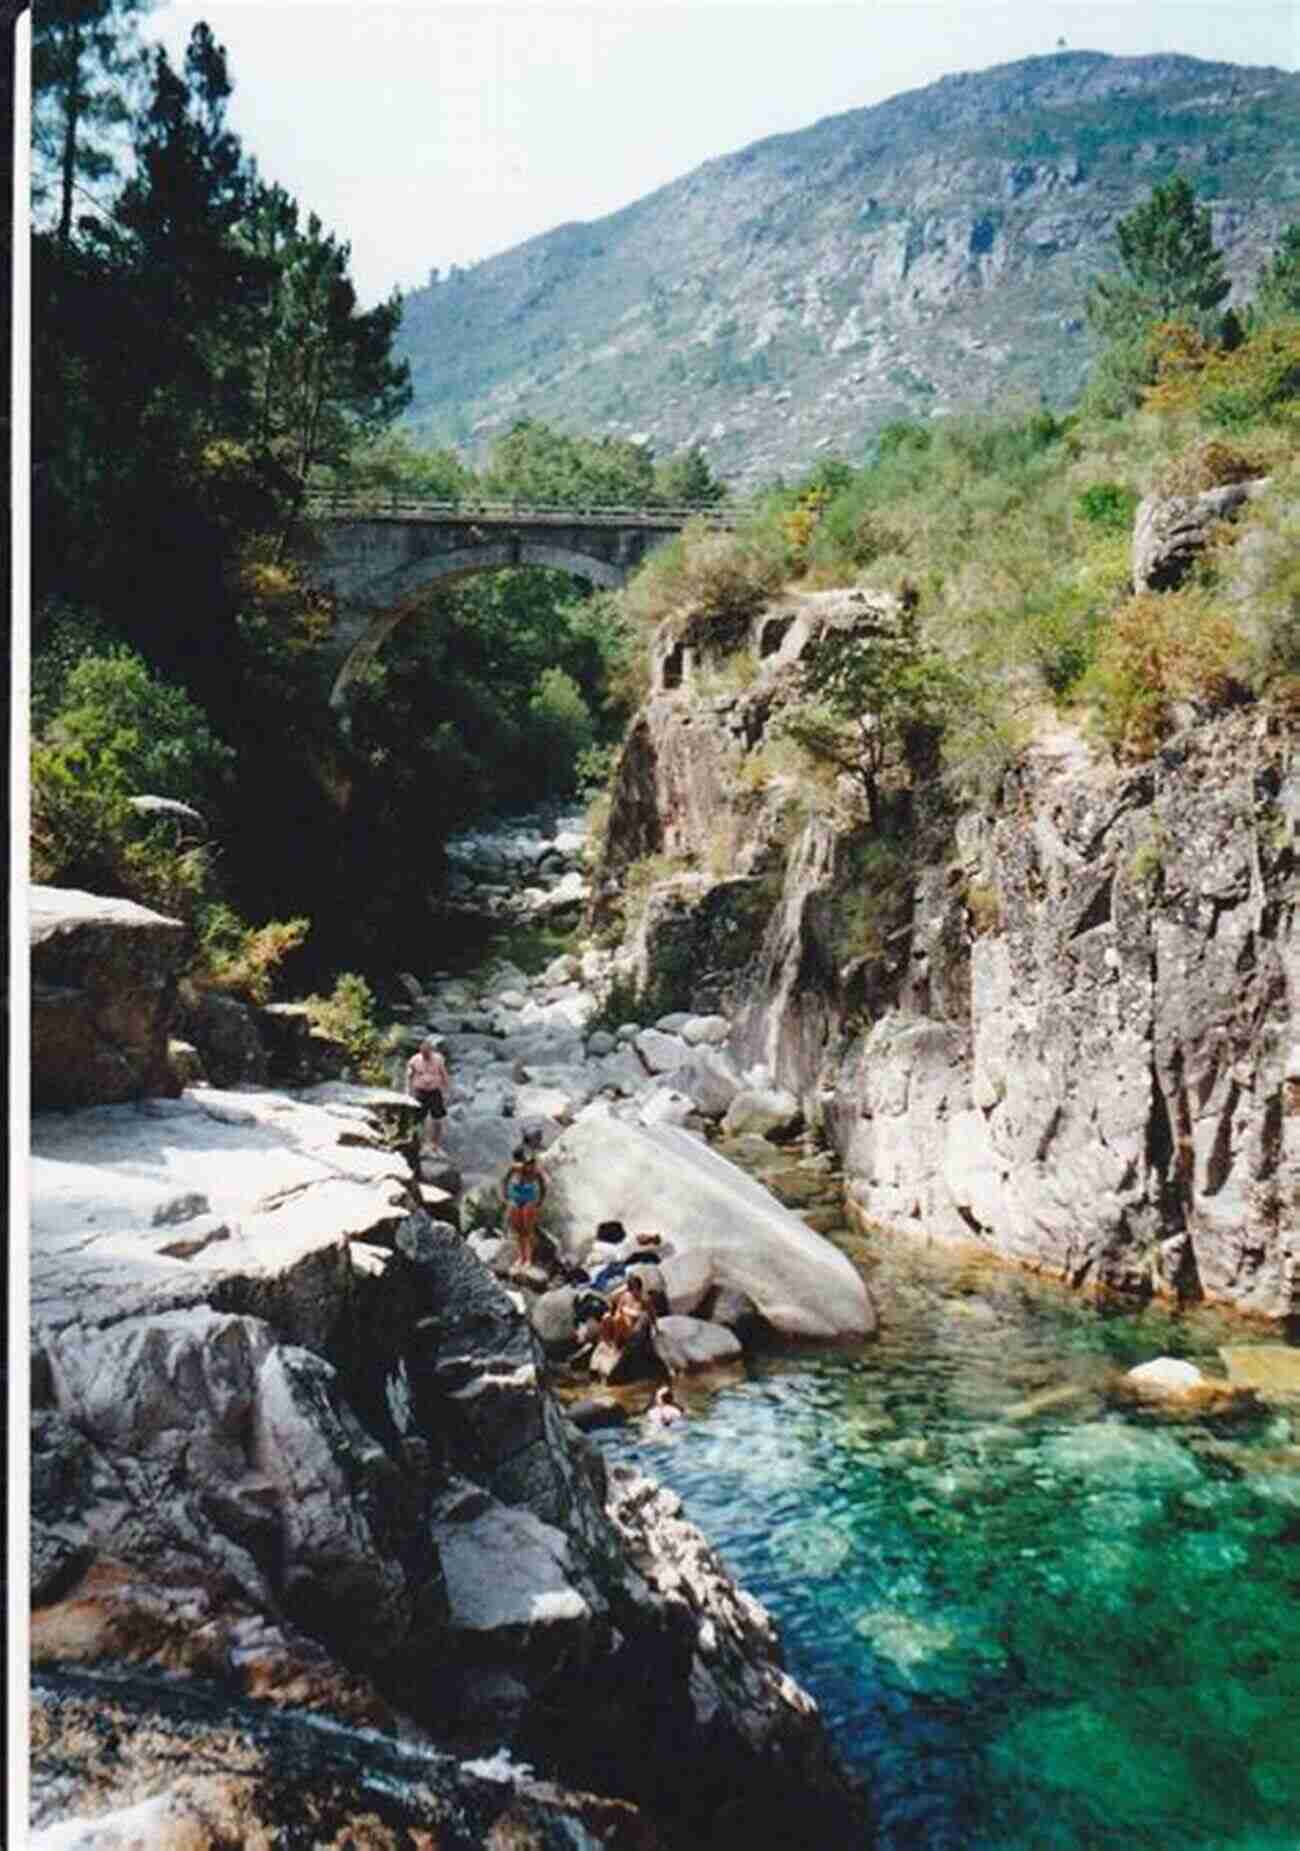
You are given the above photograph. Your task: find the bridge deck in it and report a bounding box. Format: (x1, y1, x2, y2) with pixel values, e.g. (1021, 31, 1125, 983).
(304, 494, 738, 528)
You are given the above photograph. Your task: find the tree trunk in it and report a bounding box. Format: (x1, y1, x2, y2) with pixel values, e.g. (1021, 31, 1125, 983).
(58, 25, 84, 247)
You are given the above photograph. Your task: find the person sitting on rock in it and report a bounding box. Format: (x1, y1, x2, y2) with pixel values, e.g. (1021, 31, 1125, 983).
(598, 1272, 657, 1351)
(503, 1145, 546, 1269)
(647, 1385, 685, 1428)
(406, 1037, 451, 1153)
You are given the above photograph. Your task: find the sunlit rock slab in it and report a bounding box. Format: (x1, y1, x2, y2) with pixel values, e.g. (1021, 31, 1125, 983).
(543, 1111, 876, 1339)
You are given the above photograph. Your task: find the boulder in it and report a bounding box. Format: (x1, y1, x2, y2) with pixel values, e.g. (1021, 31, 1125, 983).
(653, 1315, 743, 1374)
(722, 1085, 803, 1140)
(1133, 479, 1268, 594)
(637, 1087, 696, 1128)
(660, 1248, 715, 1316)
(589, 1326, 657, 1383)
(530, 1287, 578, 1351)
(681, 1013, 731, 1046)
(544, 1115, 876, 1340)
(1126, 1357, 1204, 1394)
(634, 1028, 690, 1075)
(565, 1398, 629, 1432)
(31, 887, 187, 1109)
(674, 1045, 744, 1119)
(710, 1286, 762, 1332)
(184, 992, 273, 1089)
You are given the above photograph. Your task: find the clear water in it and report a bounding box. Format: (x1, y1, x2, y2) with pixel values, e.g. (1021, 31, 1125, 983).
(595, 1232, 1300, 1851)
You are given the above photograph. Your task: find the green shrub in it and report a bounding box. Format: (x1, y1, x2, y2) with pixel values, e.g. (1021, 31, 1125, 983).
(304, 972, 386, 1081)
(1156, 440, 1267, 498)
(195, 904, 310, 1004)
(42, 647, 235, 812)
(30, 601, 119, 731)
(1076, 481, 1139, 533)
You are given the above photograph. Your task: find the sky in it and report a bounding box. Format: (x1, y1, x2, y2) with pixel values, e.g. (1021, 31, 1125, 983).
(141, 0, 1298, 305)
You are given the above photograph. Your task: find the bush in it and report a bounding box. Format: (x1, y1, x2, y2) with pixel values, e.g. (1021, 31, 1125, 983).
(30, 743, 213, 917)
(678, 526, 785, 648)
(303, 972, 386, 1080)
(31, 600, 119, 731)
(195, 904, 310, 1004)
(41, 647, 235, 812)
(1084, 588, 1251, 757)
(1156, 440, 1267, 499)
(1076, 481, 1139, 533)
(1144, 321, 1300, 431)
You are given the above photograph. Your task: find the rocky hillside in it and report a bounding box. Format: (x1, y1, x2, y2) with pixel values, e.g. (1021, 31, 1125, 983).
(397, 50, 1300, 486)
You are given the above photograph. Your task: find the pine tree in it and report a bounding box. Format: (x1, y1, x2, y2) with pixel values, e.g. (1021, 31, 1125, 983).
(1251, 224, 1300, 327)
(1087, 175, 1231, 342)
(33, 0, 151, 244)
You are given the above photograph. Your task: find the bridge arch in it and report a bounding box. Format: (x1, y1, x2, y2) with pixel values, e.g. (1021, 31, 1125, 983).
(327, 540, 628, 708)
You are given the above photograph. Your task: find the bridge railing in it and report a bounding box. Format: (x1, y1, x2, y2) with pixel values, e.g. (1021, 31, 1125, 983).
(303, 489, 739, 527)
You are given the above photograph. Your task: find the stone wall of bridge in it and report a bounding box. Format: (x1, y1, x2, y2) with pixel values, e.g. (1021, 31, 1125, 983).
(297, 512, 686, 706)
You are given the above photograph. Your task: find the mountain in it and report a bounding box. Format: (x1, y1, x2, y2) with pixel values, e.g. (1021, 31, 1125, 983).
(395, 50, 1300, 487)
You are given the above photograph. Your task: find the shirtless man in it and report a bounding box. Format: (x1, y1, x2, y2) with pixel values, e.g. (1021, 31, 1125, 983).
(406, 1037, 451, 1152)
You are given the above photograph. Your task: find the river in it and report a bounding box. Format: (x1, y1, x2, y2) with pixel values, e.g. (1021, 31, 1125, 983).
(445, 812, 1300, 1851)
(593, 1222, 1300, 1850)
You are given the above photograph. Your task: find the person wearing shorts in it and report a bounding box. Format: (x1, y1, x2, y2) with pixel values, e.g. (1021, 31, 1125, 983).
(406, 1037, 450, 1152)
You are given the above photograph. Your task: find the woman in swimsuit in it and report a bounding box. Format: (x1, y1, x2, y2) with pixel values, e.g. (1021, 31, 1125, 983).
(502, 1145, 546, 1268)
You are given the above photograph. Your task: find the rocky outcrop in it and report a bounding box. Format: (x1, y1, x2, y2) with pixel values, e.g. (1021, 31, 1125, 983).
(832, 708, 1298, 1316)
(1132, 478, 1270, 593)
(31, 1670, 665, 1849)
(30, 1082, 865, 1846)
(31, 887, 187, 1109)
(596, 593, 1299, 1320)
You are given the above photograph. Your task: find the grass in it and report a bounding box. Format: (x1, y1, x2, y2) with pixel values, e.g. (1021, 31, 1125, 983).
(611, 315, 1299, 781)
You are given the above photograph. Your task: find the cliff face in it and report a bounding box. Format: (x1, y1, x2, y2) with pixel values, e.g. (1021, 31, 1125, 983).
(597, 600, 1300, 1321)
(396, 50, 1300, 485)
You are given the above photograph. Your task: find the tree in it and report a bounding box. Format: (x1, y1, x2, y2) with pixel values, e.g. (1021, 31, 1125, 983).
(483, 420, 654, 506)
(651, 446, 727, 507)
(245, 189, 411, 514)
(1087, 175, 1231, 343)
(1251, 224, 1300, 327)
(33, 0, 151, 244)
(781, 621, 962, 828)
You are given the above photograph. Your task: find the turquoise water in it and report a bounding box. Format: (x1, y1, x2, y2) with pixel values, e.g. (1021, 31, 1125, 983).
(595, 1234, 1300, 1850)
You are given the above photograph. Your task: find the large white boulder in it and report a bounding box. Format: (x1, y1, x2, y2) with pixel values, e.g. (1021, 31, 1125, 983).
(674, 1045, 745, 1119)
(544, 1114, 875, 1340)
(722, 1086, 802, 1140)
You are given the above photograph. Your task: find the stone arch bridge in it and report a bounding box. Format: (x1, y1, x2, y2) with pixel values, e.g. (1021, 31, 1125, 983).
(300, 496, 735, 708)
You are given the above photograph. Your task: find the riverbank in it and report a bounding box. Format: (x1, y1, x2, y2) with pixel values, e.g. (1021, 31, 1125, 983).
(27, 966, 868, 1847)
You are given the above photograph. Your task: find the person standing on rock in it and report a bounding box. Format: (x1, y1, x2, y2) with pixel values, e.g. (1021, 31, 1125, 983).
(503, 1144, 546, 1269)
(406, 1037, 451, 1153)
